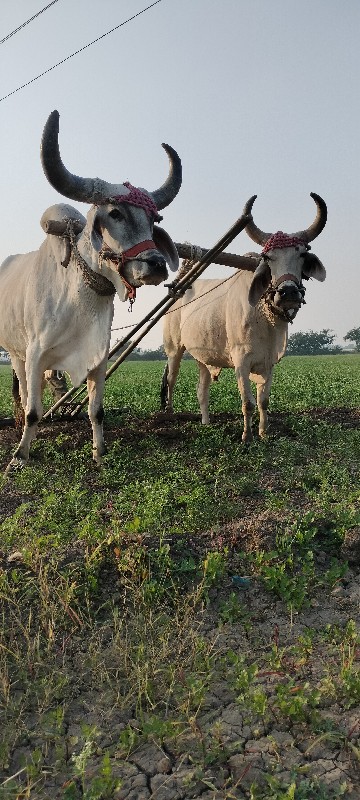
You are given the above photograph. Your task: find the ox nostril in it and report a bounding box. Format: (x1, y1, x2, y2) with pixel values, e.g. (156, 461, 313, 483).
(147, 255, 166, 269)
(279, 285, 299, 298)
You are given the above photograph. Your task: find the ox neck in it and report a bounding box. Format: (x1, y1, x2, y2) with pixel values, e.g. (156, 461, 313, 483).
(64, 221, 116, 297)
(72, 241, 116, 297)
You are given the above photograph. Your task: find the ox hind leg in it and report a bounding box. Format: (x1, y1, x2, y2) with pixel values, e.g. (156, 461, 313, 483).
(87, 360, 108, 466)
(161, 347, 185, 412)
(6, 355, 43, 472)
(255, 370, 273, 438)
(196, 362, 212, 424)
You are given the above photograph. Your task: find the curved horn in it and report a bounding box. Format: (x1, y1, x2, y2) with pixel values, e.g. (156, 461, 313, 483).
(243, 195, 272, 246)
(150, 143, 182, 210)
(40, 110, 112, 203)
(290, 193, 327, 243)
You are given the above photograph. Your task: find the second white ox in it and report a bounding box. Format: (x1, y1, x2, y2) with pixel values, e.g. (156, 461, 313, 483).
(161, 194, 327, 441)
(0, 110, 182, 470)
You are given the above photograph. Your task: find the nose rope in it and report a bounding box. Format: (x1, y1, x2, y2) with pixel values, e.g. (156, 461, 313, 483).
(271, 272, 303, 291)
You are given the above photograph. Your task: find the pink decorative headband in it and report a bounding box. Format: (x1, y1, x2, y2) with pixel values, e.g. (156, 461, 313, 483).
(262, 231, 307, 255)
(109, 182, 162, 222)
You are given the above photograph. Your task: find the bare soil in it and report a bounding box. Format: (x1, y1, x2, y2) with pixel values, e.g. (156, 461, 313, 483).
(0, 409, 359, 799)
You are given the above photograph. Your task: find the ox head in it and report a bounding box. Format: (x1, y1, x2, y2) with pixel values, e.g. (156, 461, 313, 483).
(244, 194, 327, 319)
(40, 111, 181, 298)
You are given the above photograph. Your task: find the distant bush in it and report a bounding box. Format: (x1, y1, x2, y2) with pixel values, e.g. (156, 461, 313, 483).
(287, 329, 342, 355)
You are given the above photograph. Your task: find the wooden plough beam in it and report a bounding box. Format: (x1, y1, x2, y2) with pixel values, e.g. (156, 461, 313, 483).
(174, 242, 257, 271)
(43, 215, 258, 420)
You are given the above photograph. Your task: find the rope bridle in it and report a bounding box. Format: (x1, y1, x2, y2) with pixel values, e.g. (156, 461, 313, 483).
(262, 273, 307, 324)
(61, 219, 160, 306)
(259, 233, 310, 324)
(98, 239, 159, 307)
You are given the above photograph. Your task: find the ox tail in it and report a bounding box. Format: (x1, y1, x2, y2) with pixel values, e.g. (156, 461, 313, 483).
(160, 363, 169, 411)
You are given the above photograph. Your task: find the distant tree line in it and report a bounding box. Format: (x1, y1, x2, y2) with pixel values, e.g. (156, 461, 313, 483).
(110, 343, 193, 361)
(2, 328, 360, 365)
(111, 327, 360, 359)
(287, 327, 360, 356)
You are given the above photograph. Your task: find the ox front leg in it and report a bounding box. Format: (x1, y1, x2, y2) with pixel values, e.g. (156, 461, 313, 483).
(87, 362, 107, 466)
(197, 362, 212, 424)
(256, 371, 273, 439)
(234, 358, 256, 443)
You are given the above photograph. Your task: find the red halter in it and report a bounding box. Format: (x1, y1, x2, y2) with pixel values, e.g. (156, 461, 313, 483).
(100, 239, 158, 304)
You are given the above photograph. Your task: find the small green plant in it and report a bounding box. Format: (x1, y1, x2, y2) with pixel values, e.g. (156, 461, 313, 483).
(116, 725, 139, 759)
(66, 744, 120, 800)
(250, 775, 348, 799)
(274, 680, 320, 722)
(218, 592, 246, 624)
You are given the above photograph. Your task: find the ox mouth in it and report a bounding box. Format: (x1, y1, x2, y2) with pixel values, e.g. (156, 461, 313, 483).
(139, 270, 169, 286)
(127, 259, 168, 287)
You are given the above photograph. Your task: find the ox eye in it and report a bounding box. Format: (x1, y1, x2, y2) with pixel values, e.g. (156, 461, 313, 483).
(109, 208, 124, 221)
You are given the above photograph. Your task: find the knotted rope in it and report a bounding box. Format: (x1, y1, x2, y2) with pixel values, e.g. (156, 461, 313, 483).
(262, 231, 310, 254)
(62, 219, 116, 297)
(109, 182, 162, 222)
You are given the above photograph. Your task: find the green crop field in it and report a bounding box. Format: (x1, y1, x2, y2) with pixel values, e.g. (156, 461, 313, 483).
(0, 355, 359, 799)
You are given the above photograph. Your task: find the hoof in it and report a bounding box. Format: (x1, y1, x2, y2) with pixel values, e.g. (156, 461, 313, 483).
(92, 448, 105, 467)
(4, 456, 27, 476)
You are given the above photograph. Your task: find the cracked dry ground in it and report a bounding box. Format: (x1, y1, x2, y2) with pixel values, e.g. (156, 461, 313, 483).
(0, 410, 359, 799)
(3, 551, 360, 800)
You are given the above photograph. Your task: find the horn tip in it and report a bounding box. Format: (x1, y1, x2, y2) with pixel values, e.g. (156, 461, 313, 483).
(310, 191, 325, 204)
(161, 142, 181, 162)
(44, 110, 60, 138)
(243, 194, 257, 214)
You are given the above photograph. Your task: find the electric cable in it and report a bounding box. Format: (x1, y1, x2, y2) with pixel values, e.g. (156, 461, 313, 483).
(0, 0, 164, 103)
(1, 1, 60, 46)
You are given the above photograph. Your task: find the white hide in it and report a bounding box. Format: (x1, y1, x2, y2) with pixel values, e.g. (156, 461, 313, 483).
(0, 234, 117, 388)
(0, 197, 179, 472)
(164, 270, 288, 379)
(162, 249, 325, 442)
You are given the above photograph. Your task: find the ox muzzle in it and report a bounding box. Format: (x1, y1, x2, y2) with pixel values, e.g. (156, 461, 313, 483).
(269, 273, 306, 317)
(100, 239, 168, 299)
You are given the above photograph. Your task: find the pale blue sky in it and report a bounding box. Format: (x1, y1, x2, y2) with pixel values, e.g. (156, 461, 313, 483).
(1, 0, 359, 348)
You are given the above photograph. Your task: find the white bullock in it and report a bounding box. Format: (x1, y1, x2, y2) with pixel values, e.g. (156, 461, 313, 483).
(0, 110, 182, 471)
(161, 194, 326, 441)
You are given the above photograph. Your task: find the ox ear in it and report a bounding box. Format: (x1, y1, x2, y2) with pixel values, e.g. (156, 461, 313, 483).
(248, 259, 271, 306)
(302, 252, 326, 282)
(87, 206, 103, 253)
(153, 225, 179, 272)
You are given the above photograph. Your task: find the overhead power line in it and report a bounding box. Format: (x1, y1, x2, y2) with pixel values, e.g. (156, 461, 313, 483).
(1, 1, 60, 46)
(0, 0, 164, 103)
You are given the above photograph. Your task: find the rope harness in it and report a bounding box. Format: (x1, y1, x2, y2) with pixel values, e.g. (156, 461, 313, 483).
(172, 231, 310, 325)
(64, 220, 115, 297)
(260, 231, 309, 323)
(61, 220, 160, 307)
(58, 186, 163, 304)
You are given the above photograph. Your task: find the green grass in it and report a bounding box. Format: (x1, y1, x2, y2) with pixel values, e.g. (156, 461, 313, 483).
(0, 355, 359, 798)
